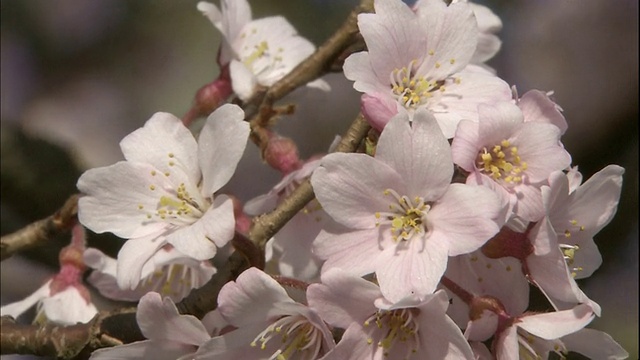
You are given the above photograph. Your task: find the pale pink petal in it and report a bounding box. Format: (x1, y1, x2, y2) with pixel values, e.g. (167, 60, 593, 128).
(518, 304, 594, 340)
(42, 287, 97, 325)
(360, 93, 398, 130)
(77, 162, 175, 239)
(120, 112, 199, 185)
(429, 67, 511, 138)
(428, 184, 501, 256)
(116, 232, 168, 290)
(315, 227, 382, 277)
(414, 0, 478, 78)
(513, 183, 544, 222)
(376, 235, 449, 301)
(358, 0, 425, 82)
(0, 280, 51, 320)
(418, 290, 475, 359)
(564, 165, 624, 236)
(477, 102, 524, 144)
(561, 328, 629, 360)
(217, 268, 293, 326)
(343, 52, 387, 94)
(376, 109, 453, 200)
(306, 269, 380, 329)
(514, 122, 570, 183)
(136, 292, 210, 346)
(495, 326, 519, 360)
(229, 60, 256, 100)
(464, 310, 499, 342)
(198, 104, 249, 196)
(451, 119, 481, 172)
(166, 195, 234, 260)
(320, 324, 374, 360)
(311, 153, 405, 229)
(518, 90, 568, 134)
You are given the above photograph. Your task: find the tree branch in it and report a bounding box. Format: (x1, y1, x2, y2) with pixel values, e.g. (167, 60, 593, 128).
(1, 194, 79, 261)
(249, 113, 370, 249)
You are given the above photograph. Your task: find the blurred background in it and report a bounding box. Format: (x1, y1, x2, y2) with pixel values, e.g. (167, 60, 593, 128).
(1, 0, 637, 358)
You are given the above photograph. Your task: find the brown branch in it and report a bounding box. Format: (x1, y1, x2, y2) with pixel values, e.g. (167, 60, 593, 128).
(249, 113, 370, 249)
(1, 194, 80, 261)
(247, 0, 374, 149)
(0, 307, 140, 359)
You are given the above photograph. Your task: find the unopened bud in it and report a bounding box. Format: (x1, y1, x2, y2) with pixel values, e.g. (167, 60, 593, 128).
(263, 133, 301, 174)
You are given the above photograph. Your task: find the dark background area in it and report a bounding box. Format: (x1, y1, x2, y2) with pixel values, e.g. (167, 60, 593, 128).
(1, 0, 637, 358)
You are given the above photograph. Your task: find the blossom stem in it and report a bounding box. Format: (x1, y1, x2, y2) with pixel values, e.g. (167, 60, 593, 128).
(440, 275, 474, 305)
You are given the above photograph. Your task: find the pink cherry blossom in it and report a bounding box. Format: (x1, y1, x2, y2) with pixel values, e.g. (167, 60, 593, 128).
(77, 104, 249, 290)
(307, 269, 475, 359)
(344, 0, 511, 136)
(193, 267, 334, 360)
(197, 0, 328, 101)
(311, 109, 502, 302)
(89, 292, 223, 360)
(451, 101, 571, 221)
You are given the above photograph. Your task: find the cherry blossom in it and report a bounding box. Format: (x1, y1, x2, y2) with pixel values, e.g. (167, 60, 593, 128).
(451, 101, 571, 221)
(89, 292, 224, 360)
(464, 301, 595, 360)
(193, 267, 334, 360)
(307, 269, 475, 360)
(197, 0, 327, 101)
(311, 109, 502, 302)
(344, 0, 511, 136)
(77, 104, 249, 290)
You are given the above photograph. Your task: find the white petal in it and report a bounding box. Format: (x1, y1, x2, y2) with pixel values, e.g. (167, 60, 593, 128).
(306, 269, 380, 329)
(120, 112, 200, 187)
(311, 153, 405, 229)
(428, 184, 501, 256)
(218, 268, 295, 327)
(116, 232, 168, 290)
(561, 328, 629, 360)
(343, 52, 386, 94)
(518, 304, 594, 340)
(42, 287, 97, 325)
(376, 235, 449, 302)
(136, 292, 210, 346)
(1, 280, 51, 320)
(89, 340, 195, 360)
(198, 104, 249, 196)
(77, 161, 176, 239)
(229, 60, 257, 101)
(376, 109, 453, 200)
(315, 227, 383, 277)
(166, 196, 235, 260)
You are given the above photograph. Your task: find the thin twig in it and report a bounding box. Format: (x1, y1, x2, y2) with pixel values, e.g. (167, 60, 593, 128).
(1, 194, 80, 261)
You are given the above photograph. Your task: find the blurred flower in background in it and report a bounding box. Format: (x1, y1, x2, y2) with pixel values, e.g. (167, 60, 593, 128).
(1, 0, 637, 358)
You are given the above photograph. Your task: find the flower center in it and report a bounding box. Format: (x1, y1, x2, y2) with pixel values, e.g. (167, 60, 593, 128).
(375, 189, 430, 243)
(389, 60, 443, 109)
(239, 29, 286, 78)
(250, 314, 324, 360)
(363, 308, 421, 358)
(477, 140, 528, 185)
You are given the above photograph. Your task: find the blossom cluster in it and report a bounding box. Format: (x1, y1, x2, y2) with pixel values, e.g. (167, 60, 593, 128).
(1, 0, 629, 359)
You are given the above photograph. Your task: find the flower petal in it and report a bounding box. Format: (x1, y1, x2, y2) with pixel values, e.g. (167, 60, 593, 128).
(120, 112, 200, 187)
(312, 153, 405, 229)
(166, 195, 235, 260)
(198, 104, 249, 196)
(376, 109, 453, 200)
(137, 292, 210, 346)
(116, 232, 168, 290)
(518, 304, 594, 340)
